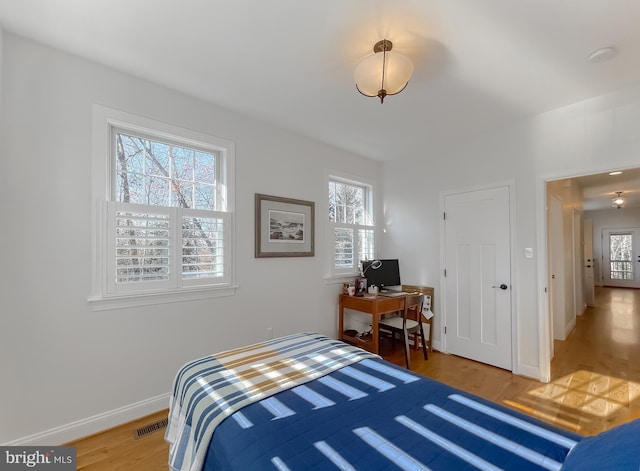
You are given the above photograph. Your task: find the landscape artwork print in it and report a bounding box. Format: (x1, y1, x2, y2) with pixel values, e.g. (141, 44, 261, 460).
(255, 193, 314, 257)
(269, 209, 305, 243)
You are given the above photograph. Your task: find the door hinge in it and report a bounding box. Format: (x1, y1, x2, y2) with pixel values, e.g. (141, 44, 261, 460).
(444, 326, 447, 335)
(444, 269, 447, 277)
(443, 212, 446, 220)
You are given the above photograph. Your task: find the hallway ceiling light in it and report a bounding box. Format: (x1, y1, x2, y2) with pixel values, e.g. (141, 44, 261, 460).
(612, 191, 624, 209)
(354, 39, 413, 104)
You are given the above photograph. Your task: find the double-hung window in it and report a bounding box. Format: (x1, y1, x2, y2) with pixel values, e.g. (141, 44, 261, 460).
(91, 106, 235, 308)
(328, 176, 375, 276)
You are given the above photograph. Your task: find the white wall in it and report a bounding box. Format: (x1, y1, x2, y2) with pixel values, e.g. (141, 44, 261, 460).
(585, 207, 640, 285)
(0, 34, 383, 445)
(383, 81, 640, 379)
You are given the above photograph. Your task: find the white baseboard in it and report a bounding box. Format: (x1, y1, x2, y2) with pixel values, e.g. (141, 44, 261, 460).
(515, 363, 541, 381)
(3, 393, 170, 446)
(565, 317, 576, 338)
(436, 342, 542, 381)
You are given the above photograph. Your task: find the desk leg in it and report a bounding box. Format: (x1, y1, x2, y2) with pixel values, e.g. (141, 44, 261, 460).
(371, 312, 379, 354)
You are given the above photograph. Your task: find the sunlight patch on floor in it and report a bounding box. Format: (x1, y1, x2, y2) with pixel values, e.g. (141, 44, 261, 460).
(499, 371, 640, 433)
(527, 370, 640, 418)
(501, 399, 582, 433)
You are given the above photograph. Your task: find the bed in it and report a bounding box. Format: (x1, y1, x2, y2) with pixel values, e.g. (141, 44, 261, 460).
(166, 332, 640, 471)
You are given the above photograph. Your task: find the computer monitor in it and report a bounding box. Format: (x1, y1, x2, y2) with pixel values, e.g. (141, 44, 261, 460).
(362, 259, 401, 289)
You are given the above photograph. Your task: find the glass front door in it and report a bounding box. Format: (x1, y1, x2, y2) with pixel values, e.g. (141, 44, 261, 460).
(604, 229, 640, 288)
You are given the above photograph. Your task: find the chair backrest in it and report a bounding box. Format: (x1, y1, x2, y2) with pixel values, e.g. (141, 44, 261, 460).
(404, 293, 423, 320)
(402, 285, 434, 312)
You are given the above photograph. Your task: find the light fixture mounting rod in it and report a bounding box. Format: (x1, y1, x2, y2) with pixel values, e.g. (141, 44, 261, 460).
(373, 39, 393, 53)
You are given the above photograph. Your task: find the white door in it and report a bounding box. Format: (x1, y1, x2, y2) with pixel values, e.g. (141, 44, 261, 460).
(548, 194, 566, 341)
(603, 228, 640, 288)
(583, 219, 595, 306)
(443, 185, 512, 370)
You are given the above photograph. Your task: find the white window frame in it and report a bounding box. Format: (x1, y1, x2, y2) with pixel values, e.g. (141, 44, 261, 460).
(89, 105, 236, 310)
(327, 173, 376, 278)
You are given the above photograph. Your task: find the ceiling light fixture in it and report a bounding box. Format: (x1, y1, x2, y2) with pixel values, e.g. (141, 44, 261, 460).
(609, 171, 623, 176)
(612, 191, 624, 209)
(354, 39, 413, 104)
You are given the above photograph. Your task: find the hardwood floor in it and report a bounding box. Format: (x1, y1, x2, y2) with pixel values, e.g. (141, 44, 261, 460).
(68, 409, 169, 470)
(548, 286, 640, 434)
(391, 287, 640, 436)
(67, 286, 640, 469)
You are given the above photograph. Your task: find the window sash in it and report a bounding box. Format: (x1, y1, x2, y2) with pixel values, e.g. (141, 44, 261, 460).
(329, 180, 373, 226)
(112, 128, 222, 211)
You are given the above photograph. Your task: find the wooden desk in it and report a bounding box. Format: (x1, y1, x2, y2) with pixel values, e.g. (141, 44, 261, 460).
(338, 293, 406, 354)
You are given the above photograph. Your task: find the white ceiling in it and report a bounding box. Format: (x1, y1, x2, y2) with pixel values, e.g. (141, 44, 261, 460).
(563, 168, 640, 211)
(1, 0, 640, 209)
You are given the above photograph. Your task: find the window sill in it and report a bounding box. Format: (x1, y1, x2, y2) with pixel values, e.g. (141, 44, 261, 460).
(324, 274, 359, 285)
(88, 285, 237, 311)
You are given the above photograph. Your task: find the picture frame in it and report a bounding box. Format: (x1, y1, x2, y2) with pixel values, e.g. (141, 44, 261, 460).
(255, 193, 315, 258)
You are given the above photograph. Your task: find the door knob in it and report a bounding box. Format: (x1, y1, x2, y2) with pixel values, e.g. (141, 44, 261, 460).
(492, 284, 508, 290)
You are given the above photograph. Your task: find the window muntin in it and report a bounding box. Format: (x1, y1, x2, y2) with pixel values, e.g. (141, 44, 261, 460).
(329, 178, 374, 275)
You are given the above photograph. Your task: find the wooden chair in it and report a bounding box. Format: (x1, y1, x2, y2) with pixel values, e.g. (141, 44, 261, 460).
(378, 293, 428, 369)
(402, 284, 434, 353)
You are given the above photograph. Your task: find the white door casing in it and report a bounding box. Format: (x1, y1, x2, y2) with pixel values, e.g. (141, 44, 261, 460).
(572, 210, 584, 317)
(443, 185, 513, 371)
(583, 219, 595, 306)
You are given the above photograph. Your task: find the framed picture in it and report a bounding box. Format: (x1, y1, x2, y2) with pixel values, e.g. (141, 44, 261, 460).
(255, 193, 315, 257)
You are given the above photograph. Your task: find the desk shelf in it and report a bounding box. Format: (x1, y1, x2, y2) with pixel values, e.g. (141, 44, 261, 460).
(341, 332, 374, 350)
(338, 293, 405, 355)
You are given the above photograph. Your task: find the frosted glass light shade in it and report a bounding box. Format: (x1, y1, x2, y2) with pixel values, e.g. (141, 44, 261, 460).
(354, 43, 413, 102)
(612, 192, 624, 208)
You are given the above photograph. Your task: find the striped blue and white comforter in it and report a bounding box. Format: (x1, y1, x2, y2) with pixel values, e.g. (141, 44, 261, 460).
(202, 357, 584, 471)
(166, 333, 378, 471)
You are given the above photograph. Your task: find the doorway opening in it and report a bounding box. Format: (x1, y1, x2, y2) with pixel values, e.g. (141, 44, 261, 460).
(542, 167, 640, 381)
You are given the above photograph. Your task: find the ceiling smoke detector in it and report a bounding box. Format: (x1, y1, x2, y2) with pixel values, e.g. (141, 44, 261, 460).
(587, 46, 617, 64)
